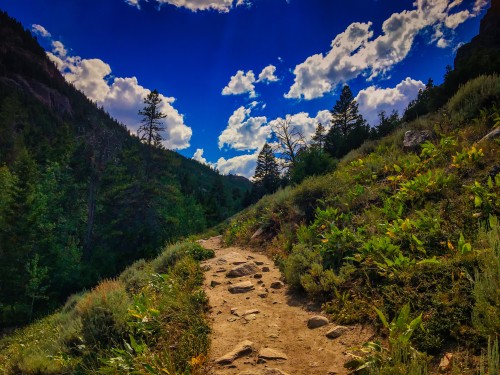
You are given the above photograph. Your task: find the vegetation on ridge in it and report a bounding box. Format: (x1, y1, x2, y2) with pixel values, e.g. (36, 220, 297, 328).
(224, 75, 500, 373)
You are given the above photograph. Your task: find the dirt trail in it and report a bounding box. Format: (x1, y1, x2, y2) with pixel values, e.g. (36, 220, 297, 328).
(199, 236, 375, 375)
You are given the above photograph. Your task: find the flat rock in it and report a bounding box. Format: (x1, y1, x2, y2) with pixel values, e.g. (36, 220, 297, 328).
(227, 262, 259, 278)
(307, 315, 329, 329)
(216, 252, 248, 266)
(258, 292, 268, 298)
(262, 266, 270, 272)
(326, 325, 350, 339)
(215, 340, 254, 365)
(258, 348, 288, 361)
(254, 261, 265, 266)
(243, 309, 260, 316)
(270, 281, 285, 289)
(201, 264, 211, 271)
(228, 281, 255, 294)
(210, 280, 221, 287)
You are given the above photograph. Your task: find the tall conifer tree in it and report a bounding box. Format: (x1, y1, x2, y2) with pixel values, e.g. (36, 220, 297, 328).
(137, 90, 167, 147)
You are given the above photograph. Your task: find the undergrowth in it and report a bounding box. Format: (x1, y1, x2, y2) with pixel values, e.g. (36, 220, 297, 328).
(0, 241, 213, 374)
(223, 75, 500, 373)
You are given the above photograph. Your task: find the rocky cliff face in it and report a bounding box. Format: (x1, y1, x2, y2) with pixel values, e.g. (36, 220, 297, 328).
(454, 0, 500, 70)
(0, 11, 72, 116)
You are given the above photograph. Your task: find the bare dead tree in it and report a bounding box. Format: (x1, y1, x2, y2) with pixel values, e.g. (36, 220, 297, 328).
(270, 117, 306, 171)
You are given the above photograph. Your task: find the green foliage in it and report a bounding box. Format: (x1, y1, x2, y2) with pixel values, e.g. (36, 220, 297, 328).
(345, 304, 428, 375)
(0, 241, 211, 374)
(473, 216, 500, 338)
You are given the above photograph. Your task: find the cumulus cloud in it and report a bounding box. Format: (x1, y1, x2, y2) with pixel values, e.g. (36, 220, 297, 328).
(218, 104, 270, 150)
(222, 70, 257, 97)
(286, 0, 488, 100)
(192, 148, 214, 166)
(216, 152, 259, 178)
(47, 40, 192, 149)
(355, 77, 425, 125)
(31, 24, 51, 38)
(257, 65, 279, 83)
(125, 0, 249, 13)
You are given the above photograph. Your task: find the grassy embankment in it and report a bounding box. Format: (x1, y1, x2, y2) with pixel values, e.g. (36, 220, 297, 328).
(0, 241, 214, 374)
(223, 75, 500, 374)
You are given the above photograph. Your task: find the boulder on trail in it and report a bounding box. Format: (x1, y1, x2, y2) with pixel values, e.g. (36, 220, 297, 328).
(228, 281, 255, 294)
(307, 315, 329, 329)
(403, 130, 433, 150)
(215, 340, 254, 365)
(325, 325, 350, 339)
(270, 281, 285, 289)
(226, 262, 259, 278)
(258, 348, 288, 360)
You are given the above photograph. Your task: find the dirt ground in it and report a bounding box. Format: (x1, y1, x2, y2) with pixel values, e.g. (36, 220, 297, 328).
(198, 236, 376, 375)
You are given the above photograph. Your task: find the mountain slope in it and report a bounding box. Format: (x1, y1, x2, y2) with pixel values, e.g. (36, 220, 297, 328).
(0, 10, 250, 328)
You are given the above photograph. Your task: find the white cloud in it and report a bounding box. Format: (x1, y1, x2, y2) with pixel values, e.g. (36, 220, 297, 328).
(124, 0, 141, 8)
(126, 0, 249, 12)
(51, 40, 67, 57)
(218, 105, 270, 150)
(285, 0, 487, 100)
(215, 152, 259, 178)
(222, 70, 257, 98)
(257, 65, 279, 83)
(355, 77, 425, 125)
(31, 24, 51, 38)
(192, 148, 213, 166)
(48, 41, 192, 149)
(437, 38, 450, 48)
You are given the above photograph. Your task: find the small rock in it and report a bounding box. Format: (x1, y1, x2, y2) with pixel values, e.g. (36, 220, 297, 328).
(201, 264, 211, 271)
(227, 263, 259, 278)
(326, 325, 350, 339)
(258, 292, 268, 298)
(439, 353, 453, 373)
(210, 280, 221, 287)
(307, 315, 329, 329)
(244, 314, 257, 321)
(228, 281, 255, 294)
(216, 268, 227, 273)
(215, 340, 254, 365)
(262, 266, 270, 272)
(217, 252, 248, 265)
(309, 362, 319, 367)
(257, 280, 264, 284)
(254, 261, 265, 266)
(231, 308, 240, 316)
(243, 309, 260, 316)
(258, 348, 288, 361)
(270, 281, 285, 289)
(227, 317, 238, 322)
(254, 273, 263, 279)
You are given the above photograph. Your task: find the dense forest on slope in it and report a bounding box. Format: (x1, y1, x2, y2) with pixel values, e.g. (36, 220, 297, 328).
(0, 10, 251, 328)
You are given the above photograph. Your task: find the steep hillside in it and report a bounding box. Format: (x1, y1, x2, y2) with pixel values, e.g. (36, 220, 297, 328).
(223, 76, 500, 373)
(0, 10, 251, 328)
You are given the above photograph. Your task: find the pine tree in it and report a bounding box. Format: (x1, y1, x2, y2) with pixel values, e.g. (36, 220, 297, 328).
(137, 90, 167, 147)
(252, 143, 280, 199)
(311, 123, 327, 151)
(325, 85, 369, 158)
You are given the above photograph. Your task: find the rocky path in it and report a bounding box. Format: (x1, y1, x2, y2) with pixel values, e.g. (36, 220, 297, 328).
(198, 236, 375, 375)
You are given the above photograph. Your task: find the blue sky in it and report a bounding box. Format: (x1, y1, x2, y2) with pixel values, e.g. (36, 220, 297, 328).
(1, 0, 489, 177)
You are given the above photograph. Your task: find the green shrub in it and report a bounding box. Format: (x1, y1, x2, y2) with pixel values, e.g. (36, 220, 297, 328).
(447, 75, 500, 123)
(75, 279, 131, 347)
(473, 216, 500, 337)
(283, 243, 321, 290)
